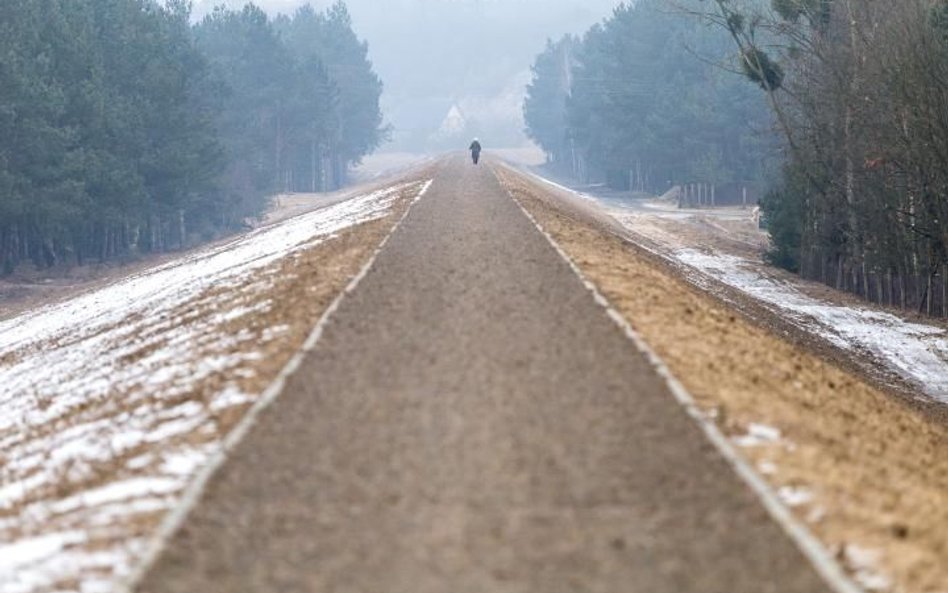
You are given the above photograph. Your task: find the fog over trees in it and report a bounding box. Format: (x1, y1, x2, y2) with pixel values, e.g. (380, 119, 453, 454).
(8, 0, 948, 318)
(3, 0, 615, 277)
(194, 0, 620, 150)
(698, 0, 948, 314)
(524, 0, 948, 316)
(0, 0, 383, 274)
(524, 1, 772, 194)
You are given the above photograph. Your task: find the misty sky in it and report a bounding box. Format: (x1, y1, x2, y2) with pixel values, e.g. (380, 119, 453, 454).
(192, 0, 621, 150)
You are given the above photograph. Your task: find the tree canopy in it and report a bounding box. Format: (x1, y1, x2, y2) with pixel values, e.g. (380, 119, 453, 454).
(523, 0, 773, 194)
(0, 0, 384, 275)
(703, 0, 948, 314)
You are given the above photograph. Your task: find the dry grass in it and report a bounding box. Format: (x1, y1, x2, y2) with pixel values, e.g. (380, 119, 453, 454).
(498, 168, 948, 593)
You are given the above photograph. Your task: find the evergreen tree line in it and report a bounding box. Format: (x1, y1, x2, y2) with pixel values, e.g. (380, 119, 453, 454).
(0, 0, 384, 275)
(699, 0, 948, 315)
(523, 0, 772, 199)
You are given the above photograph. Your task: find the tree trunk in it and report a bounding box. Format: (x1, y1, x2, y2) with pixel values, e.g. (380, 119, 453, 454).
(942, 264, 948, 317)
(900, 266, 907, 309)
(885, 269, 892, 307)
(862, 262, 869, 299)
(100, 226, 108, 263)
(311, 139, 318, 193)
(275, 109, 284, 191)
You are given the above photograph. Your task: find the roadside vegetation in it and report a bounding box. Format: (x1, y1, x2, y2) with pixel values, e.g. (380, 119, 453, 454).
(523, 0, 773, 197)
(0, 0, 384, 275)
(699, 0, 948, 315)
(525, 0, 948, 317)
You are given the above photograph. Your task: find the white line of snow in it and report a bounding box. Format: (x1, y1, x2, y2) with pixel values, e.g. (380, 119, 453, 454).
(778, 486, 815, 508)
(676, 249, 948, 402)
(0, 180, 426, 593)
(843, 546, 892, 592)
(0, 532, 87, 578)
(733, 423, 782, 448)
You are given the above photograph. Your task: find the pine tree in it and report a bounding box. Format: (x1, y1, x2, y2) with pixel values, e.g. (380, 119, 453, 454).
(523, 36, 577, 170)
(526, 0, 771, 193)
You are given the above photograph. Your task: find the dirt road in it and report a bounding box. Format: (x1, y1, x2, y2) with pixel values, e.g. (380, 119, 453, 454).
(137, 157, 831, 593)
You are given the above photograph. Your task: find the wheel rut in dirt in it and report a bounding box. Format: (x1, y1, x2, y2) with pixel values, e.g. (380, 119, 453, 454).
(138, 156, 831, 593)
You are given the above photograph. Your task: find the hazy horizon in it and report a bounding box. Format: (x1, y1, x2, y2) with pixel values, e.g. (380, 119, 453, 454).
(191, 0, 621, 151)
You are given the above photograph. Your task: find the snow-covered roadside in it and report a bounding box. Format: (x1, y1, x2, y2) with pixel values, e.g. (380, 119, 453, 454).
(0, 180, 429, 593)
(528, 170, 948, 404)
(674, 249, 948, 403)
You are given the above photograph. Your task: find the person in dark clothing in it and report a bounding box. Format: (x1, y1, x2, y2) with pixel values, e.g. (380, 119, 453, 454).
(469, 138, 482, 164)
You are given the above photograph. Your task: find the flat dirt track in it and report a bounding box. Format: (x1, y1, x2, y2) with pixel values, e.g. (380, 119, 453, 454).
(137, 157, 831, 593)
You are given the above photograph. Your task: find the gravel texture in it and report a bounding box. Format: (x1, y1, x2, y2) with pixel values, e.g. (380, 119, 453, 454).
(138, 157, 830, 593)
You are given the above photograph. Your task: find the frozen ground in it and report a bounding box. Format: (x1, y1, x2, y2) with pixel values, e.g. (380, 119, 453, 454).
(674, 249, 948, 403)
(0, 180, 428, 593)
(531, 171, 948, 405)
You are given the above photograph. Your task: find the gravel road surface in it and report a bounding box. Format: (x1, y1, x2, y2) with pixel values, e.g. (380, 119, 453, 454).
(138, 157, 831, 593)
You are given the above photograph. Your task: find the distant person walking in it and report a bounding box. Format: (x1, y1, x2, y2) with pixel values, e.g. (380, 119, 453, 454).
(469, 138, 482, 165)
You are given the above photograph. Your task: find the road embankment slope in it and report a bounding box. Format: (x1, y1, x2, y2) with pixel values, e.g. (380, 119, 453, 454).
(496, 164, 948, 593)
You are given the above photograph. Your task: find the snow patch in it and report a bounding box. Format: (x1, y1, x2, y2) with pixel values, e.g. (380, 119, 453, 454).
(0, 180, 429, 592)
(777, 486, 814, 507)
(545, 170, 948, 404)
(844, 546, 892, 592)
(0, 532, 86, 577)
(733, 423, 782, 448)
(675, 248, 948, 402)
